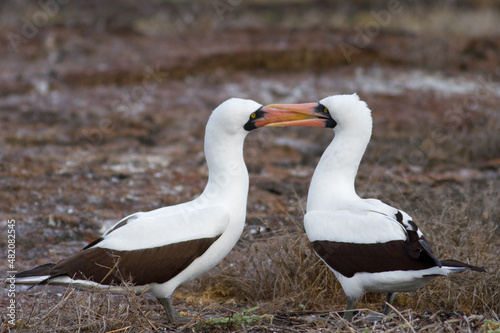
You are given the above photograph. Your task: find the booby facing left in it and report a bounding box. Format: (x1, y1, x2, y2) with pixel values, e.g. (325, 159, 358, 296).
(15, 98, 335, 323)
(265, 94, 485, 321)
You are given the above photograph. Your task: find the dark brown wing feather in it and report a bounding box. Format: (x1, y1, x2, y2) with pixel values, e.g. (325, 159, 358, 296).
(396, 214, 440, 265)
(312, 239, 438, 278)
(404, 232, 441, 266)
(312, 211, 483, 278)
(47, 235, 221, 285)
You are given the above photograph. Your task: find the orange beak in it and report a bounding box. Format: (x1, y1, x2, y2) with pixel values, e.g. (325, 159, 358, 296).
(256, 102, 334, 128)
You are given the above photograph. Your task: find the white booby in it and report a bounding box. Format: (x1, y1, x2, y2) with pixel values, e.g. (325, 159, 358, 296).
(265, 94, 485, 321)
(15, 98, 335, 323)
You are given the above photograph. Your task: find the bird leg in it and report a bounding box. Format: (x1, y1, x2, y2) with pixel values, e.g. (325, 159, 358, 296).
(343, 296, 357, 321)
(382, 292, 396, 315)
(157, 297, 179, 323)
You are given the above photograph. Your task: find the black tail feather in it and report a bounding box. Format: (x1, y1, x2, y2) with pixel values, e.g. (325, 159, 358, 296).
(15, 263, 56, 278)
(441, 259, 486, 273)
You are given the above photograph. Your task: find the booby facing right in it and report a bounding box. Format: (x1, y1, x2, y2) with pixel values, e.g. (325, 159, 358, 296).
(14, 98, 335, 322)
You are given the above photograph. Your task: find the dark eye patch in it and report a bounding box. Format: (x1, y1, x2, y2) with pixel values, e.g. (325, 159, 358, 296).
(316, 103, 336, 129)
(243, 108, 265, 131)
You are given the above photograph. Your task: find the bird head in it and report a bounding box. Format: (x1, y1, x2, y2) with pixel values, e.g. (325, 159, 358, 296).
(261, 93, 372, 134)
(208, 97, 336, 136)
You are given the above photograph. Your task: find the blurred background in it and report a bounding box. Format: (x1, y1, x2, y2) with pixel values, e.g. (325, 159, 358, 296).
(0, 0, 499, 331)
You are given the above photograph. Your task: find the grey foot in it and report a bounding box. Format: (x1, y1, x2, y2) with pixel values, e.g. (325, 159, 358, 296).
(343, 297, 357, 321)
(157, 297, 189, 323)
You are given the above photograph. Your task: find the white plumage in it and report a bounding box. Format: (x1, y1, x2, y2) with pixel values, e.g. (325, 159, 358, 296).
(267, 94, 485, 321)
(15, 98, 334, 322)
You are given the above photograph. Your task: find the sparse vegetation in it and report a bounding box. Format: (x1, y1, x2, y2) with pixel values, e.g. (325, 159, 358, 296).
(1, 1, 499, 332)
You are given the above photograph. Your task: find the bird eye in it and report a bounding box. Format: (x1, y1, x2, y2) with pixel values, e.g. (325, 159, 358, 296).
(323, 107, 329, 114)
(251, 112, 257, 119)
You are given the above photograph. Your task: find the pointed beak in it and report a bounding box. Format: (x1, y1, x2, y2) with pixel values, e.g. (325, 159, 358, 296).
(256, 102, 335, 128)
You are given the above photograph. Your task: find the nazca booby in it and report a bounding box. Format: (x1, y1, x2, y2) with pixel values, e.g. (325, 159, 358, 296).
(14, 98, 335, 322)
(266, 94, 485, 321)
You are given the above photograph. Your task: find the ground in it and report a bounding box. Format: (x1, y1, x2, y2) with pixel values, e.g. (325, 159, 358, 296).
(0, 1, 499, 332)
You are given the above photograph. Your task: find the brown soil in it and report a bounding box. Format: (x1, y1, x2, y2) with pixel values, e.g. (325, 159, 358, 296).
(1, 1, 499, 332)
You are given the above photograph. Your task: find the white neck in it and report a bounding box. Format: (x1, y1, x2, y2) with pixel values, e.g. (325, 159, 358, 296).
(306, 123, 372, 212)
(198, 125, 249, 211)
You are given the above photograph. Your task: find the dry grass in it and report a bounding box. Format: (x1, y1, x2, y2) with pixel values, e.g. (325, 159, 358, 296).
(177, 101, 500, 330)
(3, 99, 498, 333)
(4, 286, 160, 332)
(198, 219, 339, 311)
(3, 99, 498, 332)
(194, 188, 499, 314)
(6, 201, 497, 332)
(1, 1, 499, 331)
